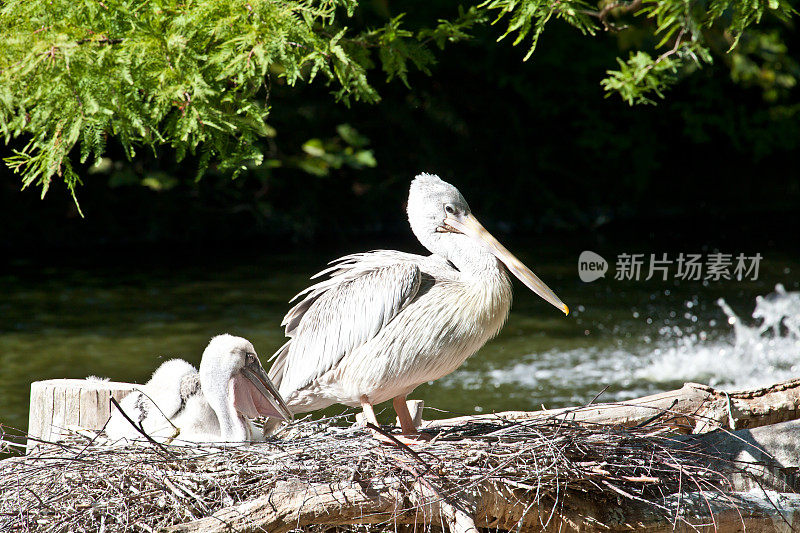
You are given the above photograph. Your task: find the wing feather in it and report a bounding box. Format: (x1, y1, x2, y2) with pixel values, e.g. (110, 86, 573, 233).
(269, 251, 423, 395)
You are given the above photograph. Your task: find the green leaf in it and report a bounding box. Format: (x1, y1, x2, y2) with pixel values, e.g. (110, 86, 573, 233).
(335, 123, 368, 148)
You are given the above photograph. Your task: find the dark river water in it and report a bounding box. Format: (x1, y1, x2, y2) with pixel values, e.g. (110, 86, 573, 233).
(1, 245, 798, 431)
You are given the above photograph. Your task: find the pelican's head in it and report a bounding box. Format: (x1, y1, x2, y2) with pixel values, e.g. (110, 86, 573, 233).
(408, 173, 471, 239)
(408, 173, 569, 316)
(199, 334, 292, 434)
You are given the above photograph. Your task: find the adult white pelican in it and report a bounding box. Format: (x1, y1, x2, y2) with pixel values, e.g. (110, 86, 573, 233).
(106, 334, 291, 443)
(268, 173, 568, 440)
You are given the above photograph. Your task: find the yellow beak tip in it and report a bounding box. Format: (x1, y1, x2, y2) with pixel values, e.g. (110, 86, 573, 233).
(562, 304, 570, 316)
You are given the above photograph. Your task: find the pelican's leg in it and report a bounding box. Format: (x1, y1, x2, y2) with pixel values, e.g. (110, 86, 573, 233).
(359, 395, 380, 426)
(393, 396, 431, 441)
(361, 395, 428, 446)
(393, 396, 417, 435)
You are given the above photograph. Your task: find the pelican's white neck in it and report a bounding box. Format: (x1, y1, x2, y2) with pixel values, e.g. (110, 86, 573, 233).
(198, 377, 246, 442)
(455, 243, 504, 278)
(199, 362, 249, 442)
(422, 232, 505, 283)
(222, 380, 250, 441)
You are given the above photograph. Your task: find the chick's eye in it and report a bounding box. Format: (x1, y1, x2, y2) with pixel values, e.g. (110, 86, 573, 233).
(444, 204, 456, 215)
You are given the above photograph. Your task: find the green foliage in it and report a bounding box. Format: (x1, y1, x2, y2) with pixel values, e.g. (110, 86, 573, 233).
(0, 0, 797, 206)
(480, 0, 597, 60)
(0, 0, 451, 203)
(601, 50, 679, 105)
(729, 30, 800, 102)
(471, 0, 797, 105)
(708, 0, 796, 49)
(419, 6, 488, 50)
(295, 123, 376, 176)
(598, 0, 798, 104)
(601, 44, 712, 105)
(481, 0, 797, 105)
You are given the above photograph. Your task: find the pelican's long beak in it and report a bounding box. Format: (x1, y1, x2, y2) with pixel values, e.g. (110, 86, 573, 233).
(240, 360, 294, 421)
(444, 212, 569, 315)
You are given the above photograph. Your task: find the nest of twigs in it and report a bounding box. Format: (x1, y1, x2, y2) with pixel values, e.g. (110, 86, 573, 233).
(0, 414, 737, 532)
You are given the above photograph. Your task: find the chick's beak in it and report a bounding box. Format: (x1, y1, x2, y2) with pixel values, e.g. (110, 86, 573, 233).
(240, 360, 294, 421)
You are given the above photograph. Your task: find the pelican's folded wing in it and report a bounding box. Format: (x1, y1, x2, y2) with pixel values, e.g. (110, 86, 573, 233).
(269, 251, 423, 395)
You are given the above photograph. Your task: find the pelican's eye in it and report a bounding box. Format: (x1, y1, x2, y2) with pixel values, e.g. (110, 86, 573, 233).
(245, 353, 256, 365)
(444, 204, 456, 216)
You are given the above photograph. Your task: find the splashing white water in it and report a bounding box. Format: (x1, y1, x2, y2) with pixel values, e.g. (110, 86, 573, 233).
(448, 284, 800, 403)
(634, 290, 800, 390)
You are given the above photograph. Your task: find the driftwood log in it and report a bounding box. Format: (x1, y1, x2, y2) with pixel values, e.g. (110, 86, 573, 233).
(425, 378, 800, 434)
(167, 480, 800, 533)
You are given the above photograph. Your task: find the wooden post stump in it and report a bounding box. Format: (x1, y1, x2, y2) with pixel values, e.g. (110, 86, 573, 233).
(27, 379, 135, 453)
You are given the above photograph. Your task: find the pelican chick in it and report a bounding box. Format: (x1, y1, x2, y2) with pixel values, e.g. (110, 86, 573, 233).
(106, 334, 291, 444)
